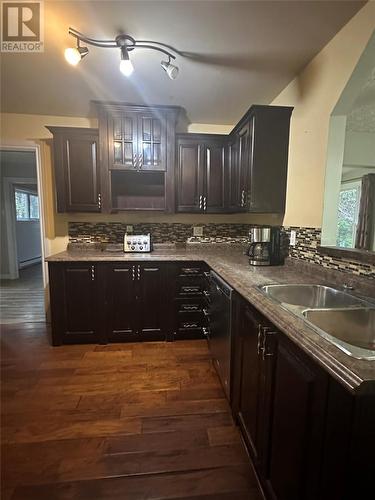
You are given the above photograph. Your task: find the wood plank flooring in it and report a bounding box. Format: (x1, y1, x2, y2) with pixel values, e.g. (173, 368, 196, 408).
(1, 323, 262, 500)
(0, 265, 45, 324)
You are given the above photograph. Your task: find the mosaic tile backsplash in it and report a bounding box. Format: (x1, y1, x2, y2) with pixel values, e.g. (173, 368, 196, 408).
(68, 222, 375, 279)
(69, 222, 251, 244)
(283, 226, 375, 279)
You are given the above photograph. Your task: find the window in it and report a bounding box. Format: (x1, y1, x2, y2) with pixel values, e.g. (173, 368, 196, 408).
(336, 181, 361, 248)
(15, 190, 39, 221)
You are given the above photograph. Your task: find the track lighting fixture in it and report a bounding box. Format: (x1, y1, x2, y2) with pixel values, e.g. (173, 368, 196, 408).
(64, 45, 89, 66)
(161, 58, 179, 80)
(65, 28, 180, 79)
(119, 46, 134, 76)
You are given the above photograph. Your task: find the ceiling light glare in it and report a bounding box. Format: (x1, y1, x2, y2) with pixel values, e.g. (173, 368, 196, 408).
(64, 46, 88, 66)
(119, 46, 134, 76)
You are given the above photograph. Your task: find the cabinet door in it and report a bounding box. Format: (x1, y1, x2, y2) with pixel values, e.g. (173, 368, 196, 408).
(205, 141, 226, 213)
(49, 263, 102, 344)
(48, 127, 101, 213)
(106, 264, 139, 342)
(137, 264, 167, 340)
(235, 303, 276, 472)
(226, 137, 242, 211)
(237, 119, 253, 210)
(265, 336, 328, 500)
(176, 140, 204, 212)
(138, 113, 167, 171)
(248, 107, 291, 213)
(108, 113, 138, 170)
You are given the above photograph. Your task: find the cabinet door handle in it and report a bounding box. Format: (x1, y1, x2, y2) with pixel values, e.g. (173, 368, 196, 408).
(91, 265, 95, 281)
(203, 196, 207, 212)
(137, 265, 141, 281)
(132, 265, 136, 281)
(138, 153, 143, 169)
(133, 153, 137, 169)
(199, 195, 203, 209)
(241, 190, 245, 207)
(97, 193, 101, 209)
(262, 327, 276, 360)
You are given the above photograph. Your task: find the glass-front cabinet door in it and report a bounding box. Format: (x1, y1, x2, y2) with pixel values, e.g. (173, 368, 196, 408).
(108, 111, 167, 171)
(108, 112, 139, 170)
(138, 113, 167, 171)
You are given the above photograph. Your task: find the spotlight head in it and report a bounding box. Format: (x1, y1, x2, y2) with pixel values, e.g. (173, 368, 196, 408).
(161, 60, 179, 80)
(119, 46, 134, 76)
(64, 46, 88, 66)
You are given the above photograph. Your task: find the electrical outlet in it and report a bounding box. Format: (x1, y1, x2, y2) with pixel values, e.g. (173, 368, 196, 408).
(193, 226, 204, 237)
(290, 230, 297, 246)
(126, 225, 133, 233)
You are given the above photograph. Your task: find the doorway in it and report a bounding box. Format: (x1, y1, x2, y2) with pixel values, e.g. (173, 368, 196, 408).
(0, 149, 45, 324)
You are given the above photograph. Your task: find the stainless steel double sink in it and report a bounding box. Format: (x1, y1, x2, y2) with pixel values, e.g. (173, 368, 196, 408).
(259, 284, 375, 360)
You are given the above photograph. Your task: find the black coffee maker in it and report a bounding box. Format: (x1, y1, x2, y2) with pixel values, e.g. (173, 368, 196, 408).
(246, 227, 285, 266)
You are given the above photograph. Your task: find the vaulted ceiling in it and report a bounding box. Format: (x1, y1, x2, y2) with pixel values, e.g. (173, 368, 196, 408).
(0, 0, 366, 124)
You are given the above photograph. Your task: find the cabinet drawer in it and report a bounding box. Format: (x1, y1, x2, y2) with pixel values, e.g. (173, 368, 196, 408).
(175, 297, 205, 312)
(176, 281, 205, 297)
(174, 326, 208, 340)
(177, 264, 206, 277)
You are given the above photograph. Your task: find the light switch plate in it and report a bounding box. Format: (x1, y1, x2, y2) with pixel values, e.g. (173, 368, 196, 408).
(126, 225, 133, 233)
(290, 230, 297, 246)
(193, 226, 204, 237)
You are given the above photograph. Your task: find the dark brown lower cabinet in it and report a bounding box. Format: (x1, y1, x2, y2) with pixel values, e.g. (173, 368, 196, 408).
(137, 264, 168, 340)
(172, 262, 209, 340)
(264, 334, 328, 500)
(48, 262, 105, 345)
(231, 298, 277, 475)
(49, 261, 169, 344)
(232, 296, 374, 500)
(105, 263, 139, 342)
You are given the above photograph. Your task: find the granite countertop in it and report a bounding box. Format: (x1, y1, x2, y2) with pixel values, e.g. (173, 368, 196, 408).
(46, 244, 375, 394)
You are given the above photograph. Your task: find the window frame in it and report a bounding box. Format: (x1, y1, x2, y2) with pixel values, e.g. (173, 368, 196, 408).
(336, 179, 361, 249)
(15, 188, 40, 222)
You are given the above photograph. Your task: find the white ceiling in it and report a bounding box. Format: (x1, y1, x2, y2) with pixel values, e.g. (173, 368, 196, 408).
(0, 0, 366, 124)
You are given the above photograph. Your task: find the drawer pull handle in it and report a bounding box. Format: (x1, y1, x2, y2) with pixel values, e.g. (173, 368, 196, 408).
(182, 322, 199, 329)
(182, 287, 200, 293)
(181, 267, 200, 274)
(181, 305, 199, 311)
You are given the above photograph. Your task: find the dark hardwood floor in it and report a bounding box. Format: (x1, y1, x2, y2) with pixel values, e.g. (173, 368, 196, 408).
(0, 264, 45, 324)
(1, 323, 262, 500)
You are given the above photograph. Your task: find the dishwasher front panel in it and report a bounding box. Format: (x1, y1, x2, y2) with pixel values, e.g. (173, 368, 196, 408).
(208, 271, 233, 400)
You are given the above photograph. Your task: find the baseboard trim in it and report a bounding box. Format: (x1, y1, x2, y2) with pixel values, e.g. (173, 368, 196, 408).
(19, 257, 42, 269)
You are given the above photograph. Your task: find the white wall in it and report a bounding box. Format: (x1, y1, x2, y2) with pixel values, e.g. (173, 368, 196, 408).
(344, 131, 375, 168)
(0, 151, 39, 276)
(271, 2, 375, 228)
(16, 220, 42, 266)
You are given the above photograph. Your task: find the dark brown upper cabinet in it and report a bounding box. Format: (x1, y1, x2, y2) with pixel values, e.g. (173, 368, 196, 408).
(226, 135, 242, 212)
(234, 105, 293, 213)
(97, 103, 181, 213)
(47, 127, 101, 213)
(176, 134, 226, 213)
(176, 105, 292, 214)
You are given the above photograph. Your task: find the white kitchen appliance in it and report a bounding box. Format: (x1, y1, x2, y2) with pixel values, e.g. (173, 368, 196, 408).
(123, 233, 152, 253)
